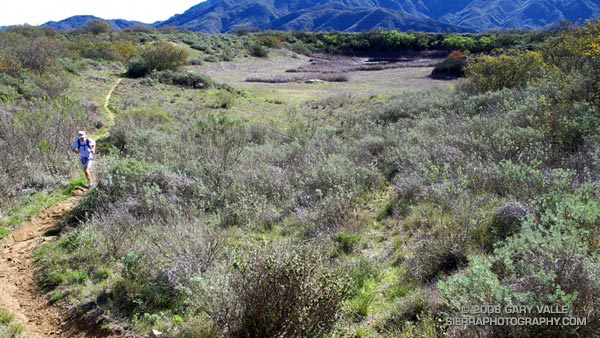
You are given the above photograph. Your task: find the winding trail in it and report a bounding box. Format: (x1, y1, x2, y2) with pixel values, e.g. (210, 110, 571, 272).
(104, 78, 122, 126)
(0, 77, 122, 338)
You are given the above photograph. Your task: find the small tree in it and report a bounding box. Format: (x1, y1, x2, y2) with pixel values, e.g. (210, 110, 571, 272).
(85, 19, 112, 34)
(226, 247, 348, 337)
(140, 41, 189, 72)
(463, 50, 546, 93)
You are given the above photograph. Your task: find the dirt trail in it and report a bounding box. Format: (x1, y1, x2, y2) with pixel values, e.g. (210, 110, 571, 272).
(0, 78, 122, 338)
(0, 189, 93, 337)
(104, 78, 122, 125)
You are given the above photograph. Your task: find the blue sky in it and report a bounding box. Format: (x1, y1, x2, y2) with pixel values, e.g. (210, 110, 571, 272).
(0, 0, 203, 26)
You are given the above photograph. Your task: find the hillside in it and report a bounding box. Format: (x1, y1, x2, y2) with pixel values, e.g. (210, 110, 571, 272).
(441, 0, 600, 31)
(158, 0, 468, 32)
(38, 0, 600, 33)
(42, 15, 150, 31)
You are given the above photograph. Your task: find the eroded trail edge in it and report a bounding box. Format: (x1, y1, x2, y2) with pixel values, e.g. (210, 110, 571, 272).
(0, 190, 87, 337)
(104, 78, 122, 125)
(0, 77, 122, 338)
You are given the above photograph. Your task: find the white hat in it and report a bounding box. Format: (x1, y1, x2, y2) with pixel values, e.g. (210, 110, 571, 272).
(77, 131, 86, 138)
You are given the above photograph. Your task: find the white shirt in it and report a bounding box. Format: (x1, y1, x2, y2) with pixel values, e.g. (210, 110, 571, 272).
(72, 137, 95, 158)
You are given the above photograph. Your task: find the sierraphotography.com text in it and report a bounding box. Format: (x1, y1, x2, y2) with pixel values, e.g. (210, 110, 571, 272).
(446, 303, 587, 327)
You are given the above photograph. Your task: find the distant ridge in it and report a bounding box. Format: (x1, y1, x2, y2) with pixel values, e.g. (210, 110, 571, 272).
(157, 0, 471, 33)
(41, 15, 151, 31)
(35, 0, 600, 33)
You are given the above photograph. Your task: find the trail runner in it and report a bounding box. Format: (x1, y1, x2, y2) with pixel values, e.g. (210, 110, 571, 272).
(71, 131, 96, 186)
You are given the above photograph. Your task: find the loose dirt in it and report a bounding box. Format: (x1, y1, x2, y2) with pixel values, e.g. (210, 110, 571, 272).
(0, 78, 122, 338)
(0, 189, 94, 338)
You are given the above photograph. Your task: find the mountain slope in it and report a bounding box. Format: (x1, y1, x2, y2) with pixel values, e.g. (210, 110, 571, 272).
(441, 0, 600, 31)
(42, 15, 150, 31)
(157, 0, 600, 32)
(158, 0, 471, 32)
(34, 0, 600, 33)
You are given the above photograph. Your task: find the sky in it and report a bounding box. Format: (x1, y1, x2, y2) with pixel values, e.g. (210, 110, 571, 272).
(0, 0, 204, 26)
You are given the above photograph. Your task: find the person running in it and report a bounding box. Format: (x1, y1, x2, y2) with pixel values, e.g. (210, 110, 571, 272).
(71, 131, 96, 186)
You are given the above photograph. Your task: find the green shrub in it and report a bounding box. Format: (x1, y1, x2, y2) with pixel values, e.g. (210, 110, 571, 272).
(0, 83, 18, 101)
(153, 71, 215, 89)
(347, 279, 376, 321)
(257, 34, 282, 48)
(431, 51, 467, 78)
(140, 41, 189, 72)
(111, 250, 182, 314)
(0, 30, 68, 74)
(71, 40, 120, 61)
(442, 34, 476, 51)
(335, 232, 362, 254)
(439, 221, 600, 338)
(209, 90, 236, 109)
(0, 309, 24, 338)
(125, 59, 150, 78)
(249, 43, 268, 58)
(85, 19, 112, 34)
(380, 288, 443, 334)
(463, 50, 547, 93)
(403, 205, 470, 283)
(488, 201, 530, 246)
(0, 226, 9, 239)
(0, 98, 93, 208)
(227, 246, 348, 337)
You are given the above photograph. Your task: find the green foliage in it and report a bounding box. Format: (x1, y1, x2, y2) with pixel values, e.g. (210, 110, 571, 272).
(488, 201, 530, 246)
(70, 40, 120, 61)
(0, 28, 70, 98)
(249, 43, 268, 57)
(63, 176, 89, 196)
(335, 232, 362, 254)
(347, 279, 376, 321)
(256, 34, 283, 48)
(85, 19, 112, 34)
(125, 59, 150, 78)
(287, 30, 534, 54)
(442, 34, 476, 51)
(135, 41, 189, 74)
(0, 309, 24, 338)
(112, 250, 183, 314)
(226, 246, 348, 337)
(209, 90, 236, 109)
(0, 191, 65, 231)
(463, 50, 547, 93)
(153, 71, 215, 89)
(0, 97, 93, 208)
(431, 51, 467, 78)
(0, 226, 9, 239)
(440, 221, 599, 337)
(439, 256, 511, 311)
(380, 288, 443, 335)
(0, 29, 67, 74)
(368, 30, 416, 51)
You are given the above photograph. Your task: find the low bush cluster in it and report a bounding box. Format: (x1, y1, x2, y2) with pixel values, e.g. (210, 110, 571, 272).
(153, 71, 215, 88)
(0, 98, 93, 210)
(126, 41, 189, 78)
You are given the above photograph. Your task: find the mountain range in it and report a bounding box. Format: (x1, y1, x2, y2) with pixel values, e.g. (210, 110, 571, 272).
(40, 0, 600, 33)
(42, 15, 149, 31)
